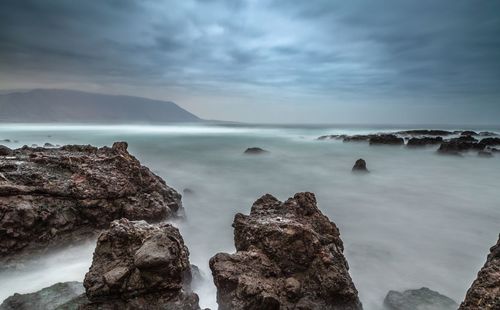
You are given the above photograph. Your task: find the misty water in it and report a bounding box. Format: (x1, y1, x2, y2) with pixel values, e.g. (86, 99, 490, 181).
(0, 124, 499, 309)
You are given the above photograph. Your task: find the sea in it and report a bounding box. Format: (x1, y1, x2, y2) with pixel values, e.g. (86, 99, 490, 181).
(0, 123, 499, 309)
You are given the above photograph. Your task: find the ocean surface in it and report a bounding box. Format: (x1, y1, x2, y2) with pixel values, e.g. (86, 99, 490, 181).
(0, 123, 499, 309)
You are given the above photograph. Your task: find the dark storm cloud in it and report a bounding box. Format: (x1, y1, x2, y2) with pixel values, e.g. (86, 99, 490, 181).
(1, 0, 500, 107)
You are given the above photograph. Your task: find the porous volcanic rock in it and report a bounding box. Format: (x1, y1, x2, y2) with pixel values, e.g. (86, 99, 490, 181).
(352, 159, 368, 172)
(0, 142, 182, 264)
(369, 134, 404, 145)
(81, 218, 202, 309)
(0, 282, 84, 310)
(210, 192, 362, 310)
(383, 287, 458, 310)
(459, 235, 500, 310)
(243, 147, 269, 155)
(406, 137, 443, 147)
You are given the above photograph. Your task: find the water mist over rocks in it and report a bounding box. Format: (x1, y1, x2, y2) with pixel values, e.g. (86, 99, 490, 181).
(0, 124, 499, 310)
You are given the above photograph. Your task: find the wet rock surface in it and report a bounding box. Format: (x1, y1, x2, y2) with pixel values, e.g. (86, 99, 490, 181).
(0, 145, 12, 156)
(81, 218, 202, 309)
(369, 134, 404, 145)
(0, 281, 84, 310)
(406, 137, 443, 147)
(395, 130, 453, 136)
(0, 142, 182, 264)
(459, 235, 500, 310)
(210, 192, 362, 310)
(383, 287, 457, 310)
(243, 147, 269, 155)
(352, 159, 368, 172)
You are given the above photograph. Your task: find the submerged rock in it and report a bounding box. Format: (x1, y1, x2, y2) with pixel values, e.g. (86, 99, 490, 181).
(210, 192, 362, 310)
(81, 218, 202, 309)
(384, 287, 458, 310)
(478, 150, 493, 158)
(0, 142, 182, 264)
(369, 134, 404, 145)
(317, 135, 346, 140)
(459, 235, 500, 309)
(0, 281, 84, 310)
(407, 137, 443, 147)
(352, 158, 368, 172)
(243, 147, 269, 155)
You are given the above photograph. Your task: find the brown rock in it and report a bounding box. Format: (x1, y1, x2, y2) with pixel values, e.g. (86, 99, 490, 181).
(209, 192, 362, 310)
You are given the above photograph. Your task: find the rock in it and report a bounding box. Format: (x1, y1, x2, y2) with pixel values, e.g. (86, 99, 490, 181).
(317, 135, 346, 140)
(210, 192, 362, 310)
(461, 130, 478, 136)
(407, 137, 443, 147)
(459, 235, 500, 309)
(81, 218, 201, 309)
(395, 130, 452, 136)
(384, 287, 458, 310)
(0, 141, 182, 265)
(478, 151, 493, 158)
(369, 134, 404, 145)
(479, 131, 498, 136)
(243, 147, 269, 155)
(0, 281, 84, 310)
(479, 137, 500, 147)
(44, 142, 55, 148)
(352, 159, 368, 172)
(453, 135, 478, 143)
(437, 137, 484, 155)
(1, 139, 11, 143)
(343, 135, 374, 142)
(0, 145, 12, 156)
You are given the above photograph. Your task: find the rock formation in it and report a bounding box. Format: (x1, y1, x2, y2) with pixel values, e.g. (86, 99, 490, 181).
(0, 282, 84, 310)
(406, 137, 443, 147)
(369, 134, 404, 145)
(352, 159, 368, 172)
(461, 131, 478, 136)
(459, 235, 500, 309)
(394, 130, 452, 136)
(81, 218, 202, 309)
(383, 287, 458, 310)
(243, 147, 269, 155)
(0, 145, 12, 156)
(0, 142, 182, 264)
(210, 192, 362, 310)
(343, 135, 374, 142)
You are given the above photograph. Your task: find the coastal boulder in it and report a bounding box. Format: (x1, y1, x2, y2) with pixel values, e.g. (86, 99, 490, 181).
(459, 235, 500, 309)
(383, 287, 458, 310)
(0, 142, 182, 264)
(369, 135, 404, 145)
(243, 147, 269, 155)
(82, 218, 202, 309)
(210, 192, 362, 310)
(352, 159, 368, 172)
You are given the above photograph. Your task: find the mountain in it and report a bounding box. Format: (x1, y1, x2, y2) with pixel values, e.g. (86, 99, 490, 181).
(0, 89, 202, 123)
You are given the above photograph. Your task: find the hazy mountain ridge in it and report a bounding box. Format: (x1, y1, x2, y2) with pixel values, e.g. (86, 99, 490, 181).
(0, 89, 202, 123)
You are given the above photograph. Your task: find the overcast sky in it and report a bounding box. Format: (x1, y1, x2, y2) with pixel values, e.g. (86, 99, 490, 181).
(1, 0, 499, 124)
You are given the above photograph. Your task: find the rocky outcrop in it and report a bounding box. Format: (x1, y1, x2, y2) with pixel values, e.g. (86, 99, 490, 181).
(0, 145, 12, 156)
(395, 130, 452, 136)
(383, 287, 458, 310)
(343, 135, 374, 142)
(369, 134, 404, 145)
(210, 192, 362, 310)
(459, 235, 500, 310)
(243, 147, 269, 155)
(461, 131, 478, 136)
(352, 159, 368, 172)
(81, 218, 202, 309)
(0, 142, 182, 264)
(406, 137, 443, 147)
(479, 131, 498, 136)
(479, 137, 500, 147)
(437, 137, 484, 155)
(0, 282, 84, 310)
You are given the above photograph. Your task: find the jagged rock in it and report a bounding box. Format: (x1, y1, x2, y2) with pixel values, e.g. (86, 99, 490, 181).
(0, 145, 12, 156)
(81, 218, 202, 309)
(395, 130, 452, 136)
(384, 287, 458, 310)
(210, 192, 362, 310)
(369, 134, 404, 145)
(0, 142, 182, 264)
(352, 159, 368, 172)
(406, 137, 443, 147)
(461, 131, 478, 136)
(243, 147, 269, 155)
(0, 281, 84, 310)
(478, 151, 493, 158)
(459, 235, 500, 309)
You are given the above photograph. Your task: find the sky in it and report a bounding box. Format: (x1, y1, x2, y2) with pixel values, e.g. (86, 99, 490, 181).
(1, 0, 500, 124)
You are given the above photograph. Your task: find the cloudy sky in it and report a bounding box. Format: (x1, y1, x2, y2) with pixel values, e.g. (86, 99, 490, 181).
(1, 0, 499, 124)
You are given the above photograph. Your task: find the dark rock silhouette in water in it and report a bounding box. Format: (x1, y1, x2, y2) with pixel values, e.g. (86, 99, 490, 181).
(0, 282, 84, 310)
(243, 147, 269, 155)
(352, 159, 369, 172)
(210, 192, 362, 310)
(384, 287, 458, 310)
(407, 137, 443, 147)
(0, 142, 182, 265)
(461, 131, 478, 136)
(369, 134, 404, 145)
(459, 235, 500, 310)
(395, 130, 452, 136)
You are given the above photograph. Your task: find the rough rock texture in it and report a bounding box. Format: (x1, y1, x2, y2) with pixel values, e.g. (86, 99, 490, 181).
(243, 147, 269, 155)
(343, 135, 374, 142)
(479, 131, 499, 136)
(369, 134, 404, 145)
(479, 137, 500, 147)
(0, 282, 84, 310)
(210, 192, 362, 310)
(0, 145, 12, 156)
(437, 137, 484, 155)
(395, 130, 452, 136)
(82, 218, 201, 309)
(0, 142, 182, 263)
(406, 137, 443, 147)
(383, 287, 458, 310)
(459, 235, 500, 310)
(461, 131, 478, 136)
(352, 159, 368, 172)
